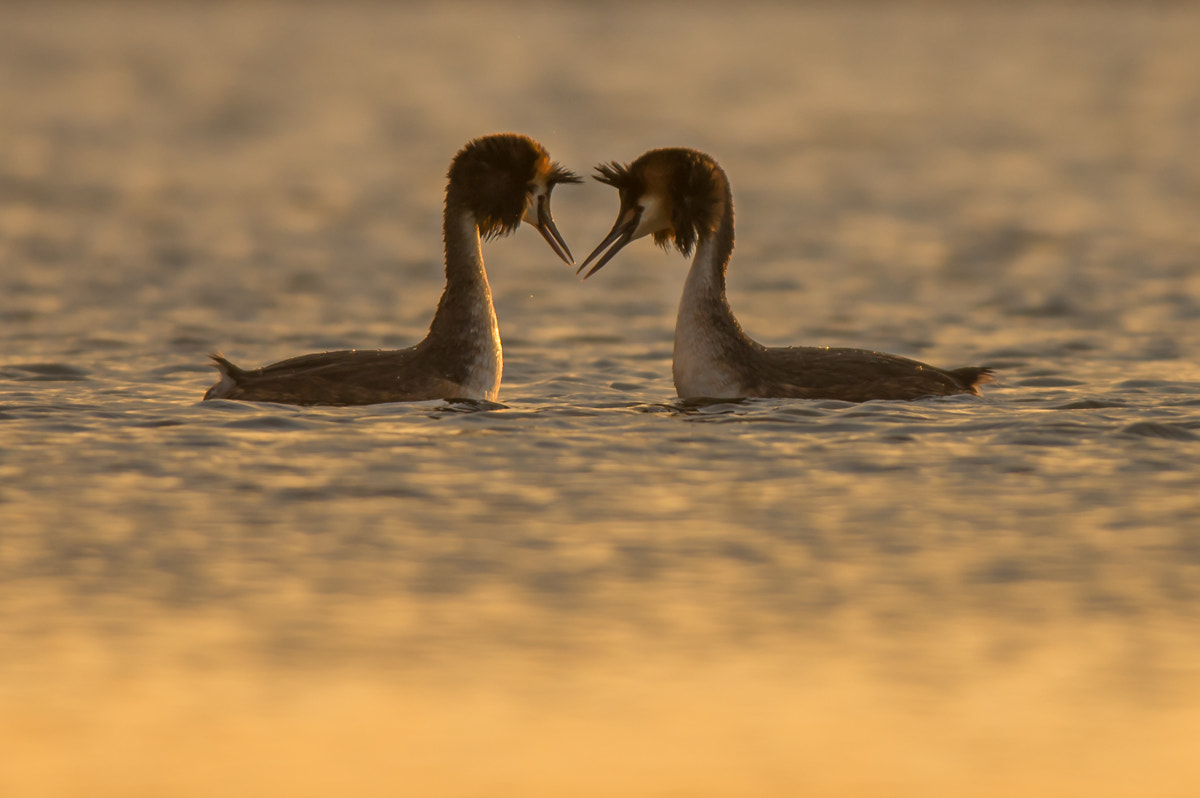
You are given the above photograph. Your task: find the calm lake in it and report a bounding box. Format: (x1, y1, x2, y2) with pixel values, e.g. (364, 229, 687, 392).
(2, 3, 1199, 796)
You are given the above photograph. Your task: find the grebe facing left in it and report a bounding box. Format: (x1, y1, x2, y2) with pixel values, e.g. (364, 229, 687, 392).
(579, 148, 993, 402)
(204, 133, 580, 406)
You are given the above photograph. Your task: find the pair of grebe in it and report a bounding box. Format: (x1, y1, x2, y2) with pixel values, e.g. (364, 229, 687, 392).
(205, 135, 990, 406)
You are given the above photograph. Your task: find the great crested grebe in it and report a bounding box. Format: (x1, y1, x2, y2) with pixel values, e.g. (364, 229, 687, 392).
(204, 133, 580, 406)
(579, 148, 992, 402)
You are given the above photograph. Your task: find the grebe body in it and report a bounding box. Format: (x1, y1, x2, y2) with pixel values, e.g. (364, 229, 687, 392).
(204, 134, 579, 406)
(580, 148, 992, 402)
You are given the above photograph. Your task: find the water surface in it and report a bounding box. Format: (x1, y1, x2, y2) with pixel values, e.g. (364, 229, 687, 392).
(2, 3, 1200, 796)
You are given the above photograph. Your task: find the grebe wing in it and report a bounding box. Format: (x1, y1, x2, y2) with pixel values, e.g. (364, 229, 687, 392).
(751, 346, 991, 401)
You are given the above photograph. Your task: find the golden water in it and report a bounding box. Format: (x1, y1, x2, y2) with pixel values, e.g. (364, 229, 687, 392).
(3, 3, 1200, 796)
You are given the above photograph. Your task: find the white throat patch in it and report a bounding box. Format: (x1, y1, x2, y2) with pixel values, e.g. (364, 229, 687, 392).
(632, 194, 669, 241)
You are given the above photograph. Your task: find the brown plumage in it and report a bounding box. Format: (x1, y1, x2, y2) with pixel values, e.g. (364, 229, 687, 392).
(204, 134, 580, 406)
(580, 148, 993, 402)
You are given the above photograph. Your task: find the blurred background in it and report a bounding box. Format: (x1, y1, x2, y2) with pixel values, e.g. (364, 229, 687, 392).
(2, 2, 1200, 796)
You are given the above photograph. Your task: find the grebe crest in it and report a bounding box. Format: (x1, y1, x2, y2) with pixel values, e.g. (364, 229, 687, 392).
(452, 134, 581, 255)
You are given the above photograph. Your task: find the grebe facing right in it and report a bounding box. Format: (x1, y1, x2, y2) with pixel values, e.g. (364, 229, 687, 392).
(579, 148, 993, 402)
(204, 133, 580, 406)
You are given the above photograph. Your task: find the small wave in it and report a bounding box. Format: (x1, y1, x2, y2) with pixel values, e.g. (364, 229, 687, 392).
(1052, 399, 1128, 409)
(1, 363, 91, 381)
(1115, 380, 1200, 394)
(222, 416, 317, 431)
(1017, 377, 1086, 387)
(1118, 422, 1199, 441)
(437, 398, 507, 413)
(146, 363, 215, 377)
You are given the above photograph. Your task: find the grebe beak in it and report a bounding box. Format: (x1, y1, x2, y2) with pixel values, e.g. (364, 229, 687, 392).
(531, 194, 574, 265)
(577, 205, 641, 279)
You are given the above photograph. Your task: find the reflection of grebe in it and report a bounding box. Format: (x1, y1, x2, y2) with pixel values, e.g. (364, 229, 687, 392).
(204, 134, 580, 406)
(580, 148, 992, 402)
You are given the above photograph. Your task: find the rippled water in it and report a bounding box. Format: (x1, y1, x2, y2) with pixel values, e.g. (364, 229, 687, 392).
(3, 3, 1200, 796)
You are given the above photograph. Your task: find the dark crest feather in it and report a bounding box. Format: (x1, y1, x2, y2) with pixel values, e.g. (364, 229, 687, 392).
(594, 161, 634, 191)
(665, 150, 721, 257)
(549, 164, 583, 186)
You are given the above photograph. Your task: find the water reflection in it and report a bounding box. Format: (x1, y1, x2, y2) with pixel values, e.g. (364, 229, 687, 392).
(4, 1, 1200, 795)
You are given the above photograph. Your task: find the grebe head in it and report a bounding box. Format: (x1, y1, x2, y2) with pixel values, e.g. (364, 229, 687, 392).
(578, 148, 724, 278)
(449, 133, 582, 264)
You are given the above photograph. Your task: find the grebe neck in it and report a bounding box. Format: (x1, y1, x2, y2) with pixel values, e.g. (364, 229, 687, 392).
(672, 178, 757, 397)
(421, 200, 502, 399)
